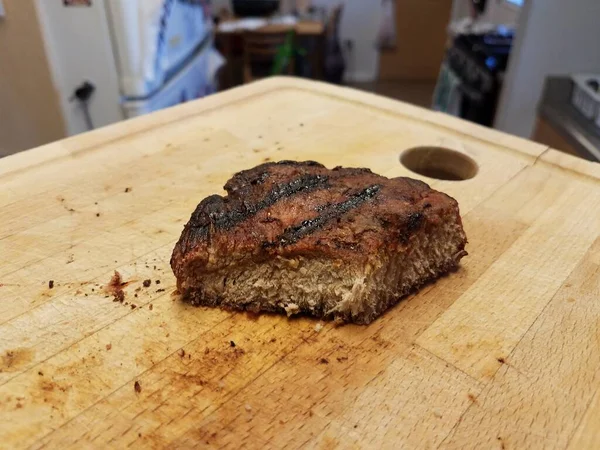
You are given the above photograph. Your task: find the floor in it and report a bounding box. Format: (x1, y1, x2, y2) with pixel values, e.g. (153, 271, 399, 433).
(348, 80, 436, 109)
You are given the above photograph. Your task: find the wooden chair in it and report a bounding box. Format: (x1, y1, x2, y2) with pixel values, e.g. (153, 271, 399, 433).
(243, 27, 296, 83)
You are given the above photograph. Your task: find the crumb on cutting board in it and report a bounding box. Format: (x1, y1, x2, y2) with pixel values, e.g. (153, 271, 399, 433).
(107, 271, 125, 303)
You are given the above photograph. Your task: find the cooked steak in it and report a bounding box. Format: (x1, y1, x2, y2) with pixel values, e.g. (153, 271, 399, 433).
(171, 161, 467, 324)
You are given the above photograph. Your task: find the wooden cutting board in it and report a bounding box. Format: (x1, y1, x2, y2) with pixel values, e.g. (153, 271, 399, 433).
(1, 78, 599, 449)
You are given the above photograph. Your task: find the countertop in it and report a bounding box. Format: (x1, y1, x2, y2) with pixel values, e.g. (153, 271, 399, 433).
(538, 76, 600, 162)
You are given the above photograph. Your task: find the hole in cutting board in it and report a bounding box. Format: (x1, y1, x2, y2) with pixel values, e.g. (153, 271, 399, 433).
(400, 147, 478, 181)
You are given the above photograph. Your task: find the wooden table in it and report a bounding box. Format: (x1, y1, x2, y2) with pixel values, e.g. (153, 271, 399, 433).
(216, 20, 325, 87)
(217, 19, 325, 36)
(1, 78, 600, 449)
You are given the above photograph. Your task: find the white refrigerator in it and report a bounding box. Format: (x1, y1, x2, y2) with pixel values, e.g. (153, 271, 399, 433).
(35, 0, 215, 136)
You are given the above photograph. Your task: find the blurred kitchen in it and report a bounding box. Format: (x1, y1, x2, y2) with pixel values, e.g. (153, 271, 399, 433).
(1, 0, 599, 162)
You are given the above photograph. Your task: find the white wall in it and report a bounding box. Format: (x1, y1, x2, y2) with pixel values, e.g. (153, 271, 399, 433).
(313, 0, 381, 82)
(35, 0, 123, 136)
(495, 0, 600, 138)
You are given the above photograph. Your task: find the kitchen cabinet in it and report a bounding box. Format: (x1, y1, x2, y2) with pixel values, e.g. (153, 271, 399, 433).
(379, 0, 453, 81)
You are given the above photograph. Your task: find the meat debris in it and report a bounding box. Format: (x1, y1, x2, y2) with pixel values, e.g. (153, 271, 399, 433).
(107, 271, 125, 303)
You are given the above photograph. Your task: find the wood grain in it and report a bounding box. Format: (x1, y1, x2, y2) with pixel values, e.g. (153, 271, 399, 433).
(532, 117, 580, 158)
(0, 77, 598, 449)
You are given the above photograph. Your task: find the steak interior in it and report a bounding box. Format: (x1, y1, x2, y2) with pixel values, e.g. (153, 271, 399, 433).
(171, 161, 467, 324)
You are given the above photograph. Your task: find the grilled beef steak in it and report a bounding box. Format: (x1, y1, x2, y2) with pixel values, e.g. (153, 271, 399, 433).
(171, 161, 467, 324)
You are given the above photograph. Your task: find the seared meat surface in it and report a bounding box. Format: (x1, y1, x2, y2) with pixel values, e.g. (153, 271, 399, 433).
(171, 161, 467, 324)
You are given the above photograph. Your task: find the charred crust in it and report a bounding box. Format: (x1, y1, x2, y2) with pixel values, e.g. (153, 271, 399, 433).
(407, 212, 424, 232)
(332, 166, 373, 174)
(263, 185, 381, 248)
(276, 160, 324, 167)
(395, 176, 430, 190)
(186, 174, 329, 245)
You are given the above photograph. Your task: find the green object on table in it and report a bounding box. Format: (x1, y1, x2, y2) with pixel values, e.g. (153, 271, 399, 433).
(271, 31, 306, 75)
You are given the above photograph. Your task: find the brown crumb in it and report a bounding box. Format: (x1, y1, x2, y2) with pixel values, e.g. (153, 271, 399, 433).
(336, 356, 348, 362)
(468, 393, 477, 403)
(308, 410, 314, 417)
(178, 349, 186, 358)
(230, 341, 236, 348)
(155, 280, 161, 285)
(149, 304, 153, 310)
(138, 433, 142, 438)
(134, 381, 141, 394)
(319, 358, 329, 365)
(497, 357, 506, 364)
(130, 304, 137, 309)
(204, 348, 210, 354)
(96, 213, 100, 217)
(270, 337, 277, 343)
(142, 279, 151, 288)
(153, 265, 157, 270)
(156, 288, 165, 293)
(106, 343, 112, 351)
(134, 293, 138, 298)
(38, 371, 44, 376)
(107, 271, 125, 302)
(125, 187, 131, 193)
(48, 280, 54, 289)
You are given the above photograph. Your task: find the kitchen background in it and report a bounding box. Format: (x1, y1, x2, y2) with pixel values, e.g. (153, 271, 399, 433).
(1, 0, 599, 162)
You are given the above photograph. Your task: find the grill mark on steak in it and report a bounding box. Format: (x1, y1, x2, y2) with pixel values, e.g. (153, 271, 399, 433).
(225, 161, 325, 193)
(399, 212, 425, 244)
(264, 184, 381, 248)
(189, 174, 330, 239)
